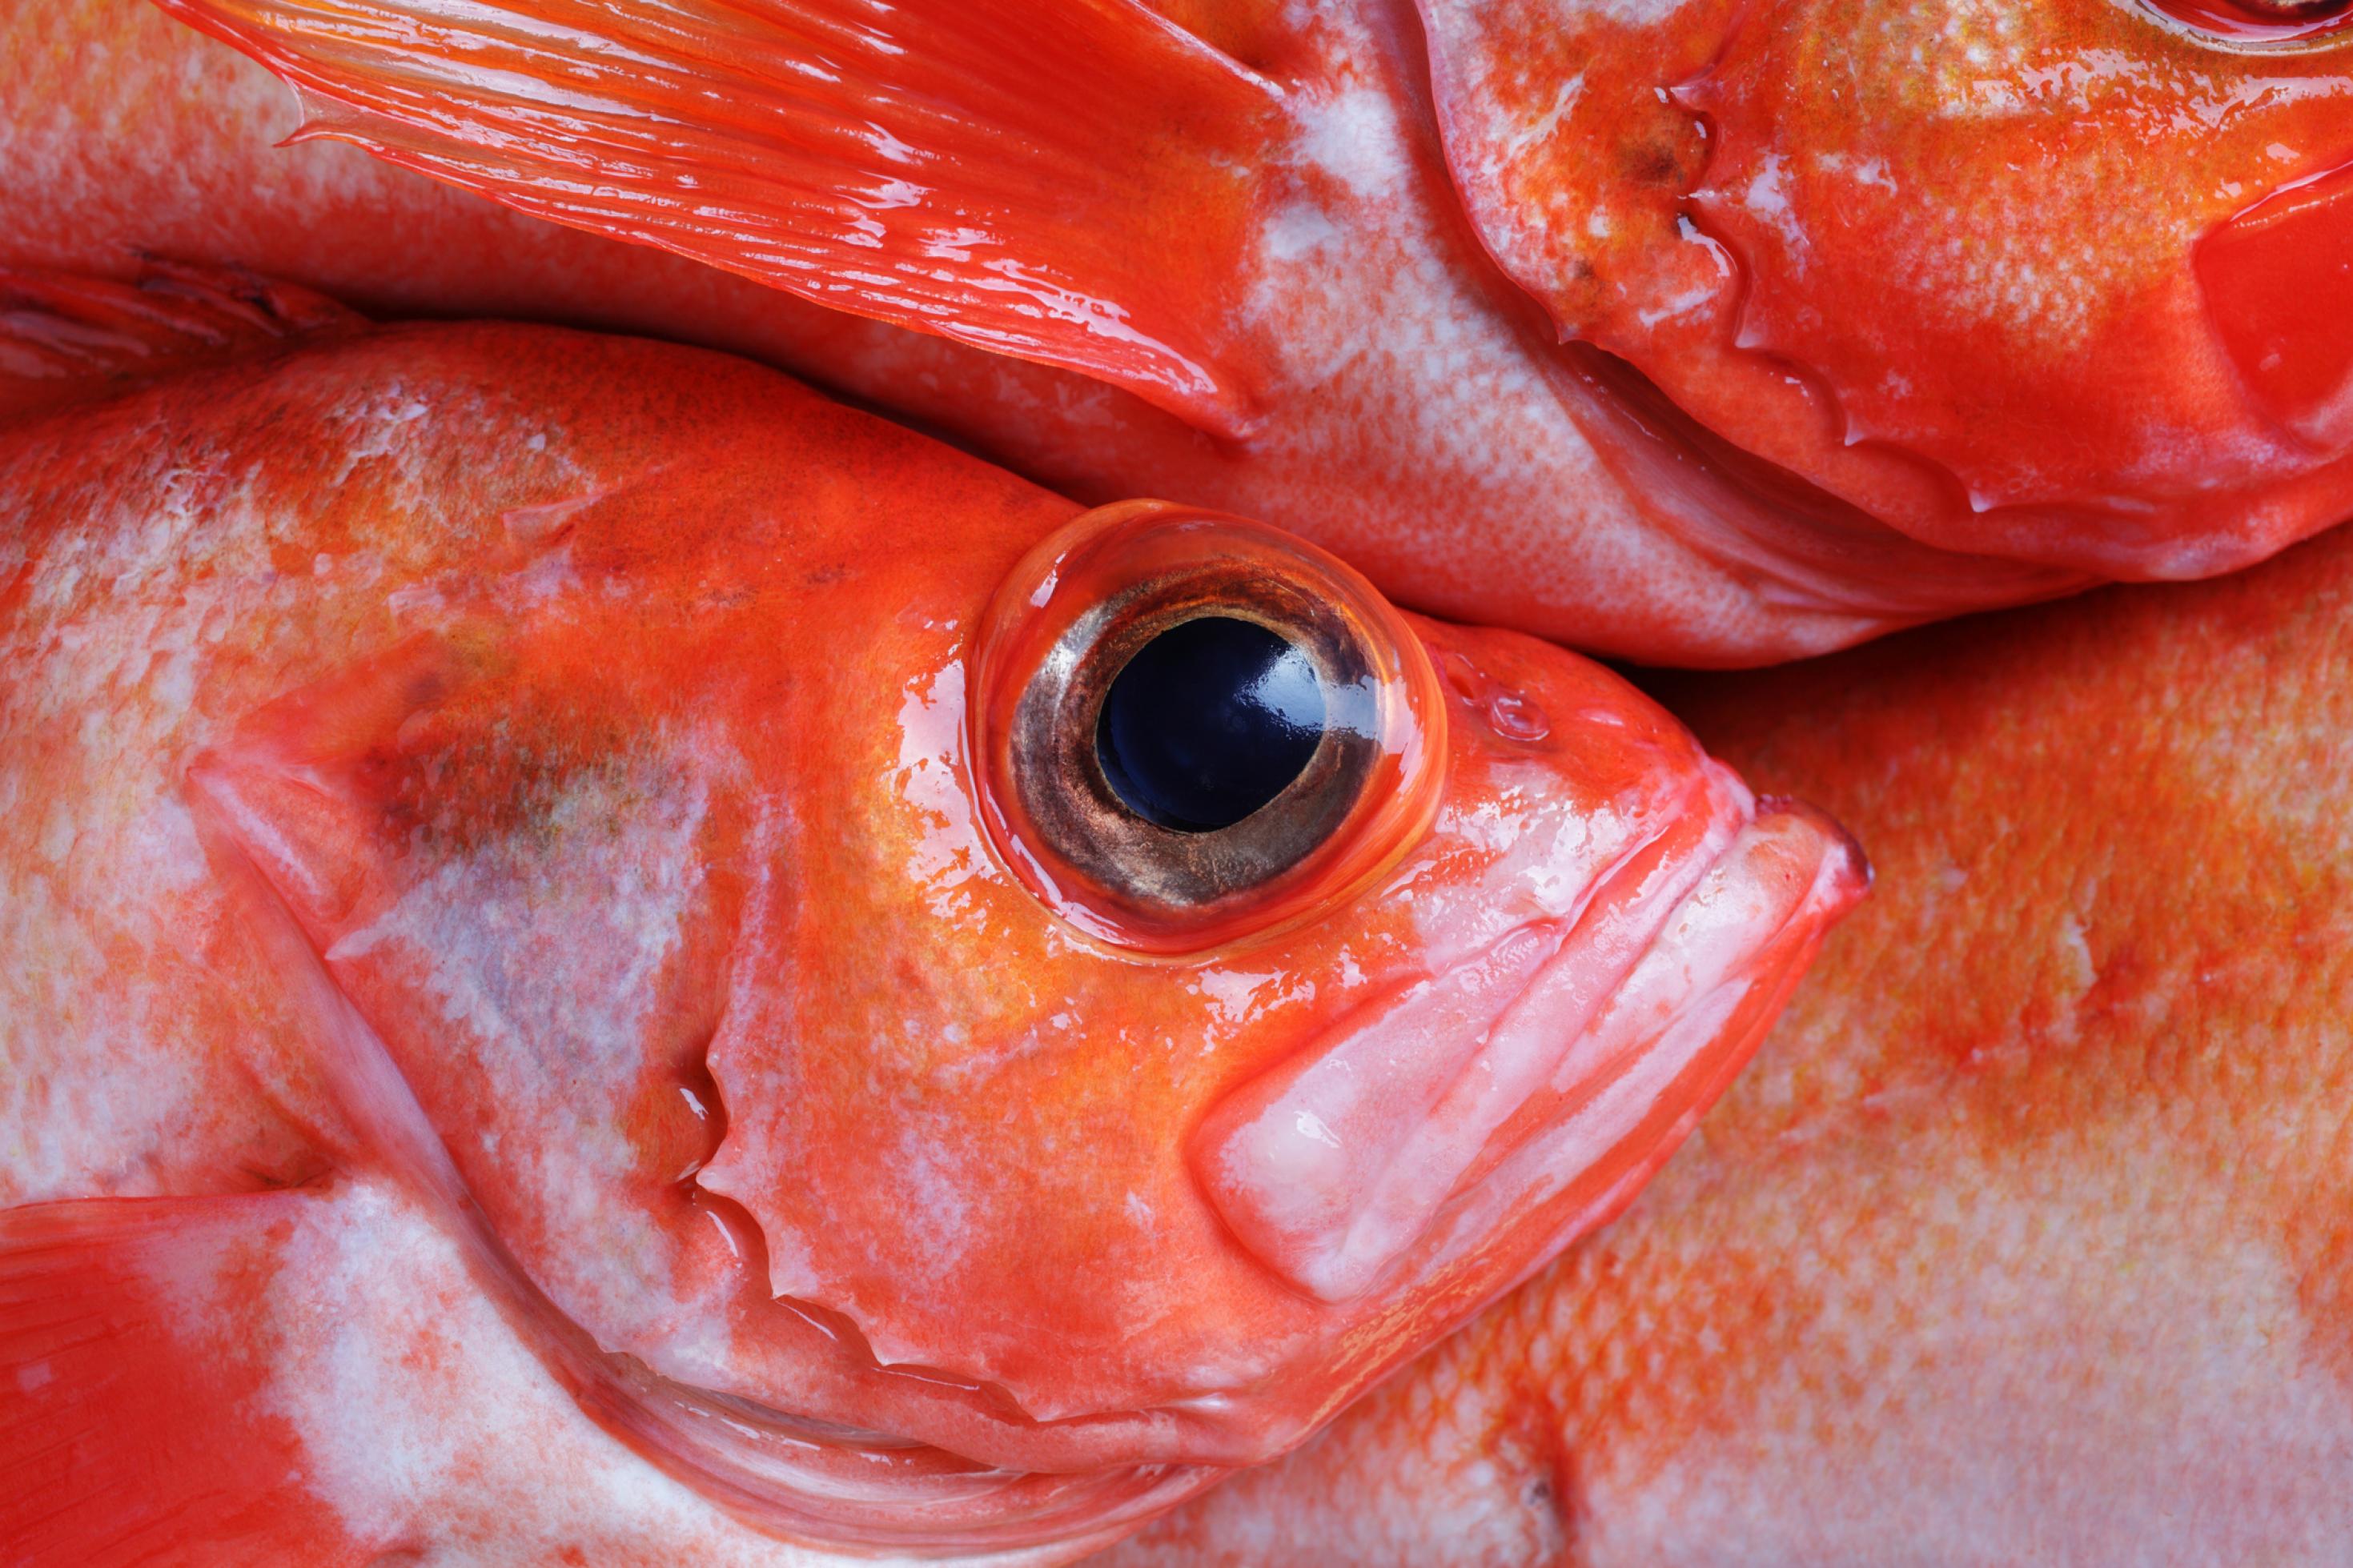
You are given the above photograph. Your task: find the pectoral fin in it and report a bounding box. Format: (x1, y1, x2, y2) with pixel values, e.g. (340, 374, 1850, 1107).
(0, 1192, 368, 1566)
(159, 0, 1287, 435)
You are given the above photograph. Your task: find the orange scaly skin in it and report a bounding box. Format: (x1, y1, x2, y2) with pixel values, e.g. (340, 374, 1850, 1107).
(14, 0, 2348, 664)
(1097, 511, 2353, 1563)
(0, 295, 1859, 1560)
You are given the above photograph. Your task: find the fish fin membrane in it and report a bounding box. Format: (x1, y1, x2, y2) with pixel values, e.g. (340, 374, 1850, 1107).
(0, 1192, 363, 1566)
(0, 260, 364, 427)
(159, 0, 1287, 437)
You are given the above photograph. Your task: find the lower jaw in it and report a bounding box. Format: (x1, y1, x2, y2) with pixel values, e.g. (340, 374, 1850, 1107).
(556, 805, 1857, 1536)
(1399, 795, 1869, 1309)
(556, 1359, 1228, 1554)
(1552, 342, 2090, 640)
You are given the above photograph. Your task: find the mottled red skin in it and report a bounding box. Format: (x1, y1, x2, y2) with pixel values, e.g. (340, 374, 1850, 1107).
(18, 0, 2350, 665)
(1423, 0, 2353, 573)
(0, 308, 1858, 1558)
(1097, 506, 2353, 1564)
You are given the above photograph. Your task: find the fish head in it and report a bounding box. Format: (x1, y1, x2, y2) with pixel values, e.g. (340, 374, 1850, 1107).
(180, 330, 1860, 1478)
(1419, 0, 2353, 575)
(689, 495, 1867, 1453)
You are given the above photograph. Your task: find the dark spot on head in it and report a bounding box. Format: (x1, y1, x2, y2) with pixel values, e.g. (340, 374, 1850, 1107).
(1621, 137, 1691, 187)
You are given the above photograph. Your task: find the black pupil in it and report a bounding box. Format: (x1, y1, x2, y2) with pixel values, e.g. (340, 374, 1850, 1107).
(1096, 617, 1327, 833)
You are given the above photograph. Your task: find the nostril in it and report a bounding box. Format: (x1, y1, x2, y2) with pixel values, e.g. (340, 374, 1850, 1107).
(1486, 690, 1551, 744)
(1440, 652, 1551, 744)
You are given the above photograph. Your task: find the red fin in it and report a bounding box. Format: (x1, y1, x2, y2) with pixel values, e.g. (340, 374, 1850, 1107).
(0, 261, 365, 427)
(0, 1194, 366, 1566)
(155, 0, 1283, 436)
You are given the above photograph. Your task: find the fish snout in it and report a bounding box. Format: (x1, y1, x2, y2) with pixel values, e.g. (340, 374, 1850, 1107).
(1191, 780, 1865, 1305)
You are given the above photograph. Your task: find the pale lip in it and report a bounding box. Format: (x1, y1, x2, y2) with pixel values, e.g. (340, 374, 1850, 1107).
(1191, 772, 1865, 1304)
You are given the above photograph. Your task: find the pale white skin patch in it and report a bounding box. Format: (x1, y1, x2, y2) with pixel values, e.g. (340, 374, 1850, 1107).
(0, 457, 229, 1201)
(327, 740, 719, 1343)
(1237, 66, 1746, 649)
(259, 1179, 1012, 1566)
(1569, 1117, 2353, 1566)
(1, 386, 504, 1202)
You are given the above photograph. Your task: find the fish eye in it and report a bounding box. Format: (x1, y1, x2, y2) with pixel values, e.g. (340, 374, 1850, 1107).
(1096, 617, 1330, 832)
(970, 502, 1445, 953)
(2138, 0, 2353, 45)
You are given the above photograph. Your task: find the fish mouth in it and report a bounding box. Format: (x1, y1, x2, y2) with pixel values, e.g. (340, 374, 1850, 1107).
(1548, 342, 2091, 640)
(1192, 769, 1866, 1304)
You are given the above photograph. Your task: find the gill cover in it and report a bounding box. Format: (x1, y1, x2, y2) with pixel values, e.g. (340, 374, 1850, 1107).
(1419, 0, 2353, 574)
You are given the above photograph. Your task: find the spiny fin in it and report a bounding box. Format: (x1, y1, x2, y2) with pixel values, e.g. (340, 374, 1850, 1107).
(0, 1193, 366, 1566)
(0, 260, 364, 427)
(155, 0, 1285, 437)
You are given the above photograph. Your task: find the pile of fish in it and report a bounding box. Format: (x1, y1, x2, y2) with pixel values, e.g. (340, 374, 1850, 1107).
(2, 0, 2347, 1562)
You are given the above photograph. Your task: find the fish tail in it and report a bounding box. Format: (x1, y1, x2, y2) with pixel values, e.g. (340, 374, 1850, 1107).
(0, 1189, 370, 1566)
(158, 0, 1289, 437)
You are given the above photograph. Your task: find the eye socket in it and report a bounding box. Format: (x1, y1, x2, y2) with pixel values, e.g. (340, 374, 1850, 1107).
(2139, 0, 2353, 46)
(970, 501, 1445, 954)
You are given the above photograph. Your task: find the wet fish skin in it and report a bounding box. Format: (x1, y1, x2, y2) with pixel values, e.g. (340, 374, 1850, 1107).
(30, 0, 2353, 664)
(0, 287, 1860, 1560)
(1094, 496, 2353, 1566)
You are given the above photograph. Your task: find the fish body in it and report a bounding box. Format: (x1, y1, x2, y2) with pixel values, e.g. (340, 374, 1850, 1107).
(14, 0, 2353, 664)
(0, 275, 1860, 1560)
(1099, 487, 2353, 1564)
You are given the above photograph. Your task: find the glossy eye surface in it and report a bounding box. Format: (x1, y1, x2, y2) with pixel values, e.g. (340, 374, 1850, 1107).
(970, 501, 1445, 953)
(1097, 617, 1327, 832)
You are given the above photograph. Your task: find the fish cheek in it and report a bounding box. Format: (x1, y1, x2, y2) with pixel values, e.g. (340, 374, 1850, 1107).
(1415, 0, 1739, 343)
(1672, 0, 2353, 511)
(189, 615, 752, 1325)
(689, 672, 1239, 1406)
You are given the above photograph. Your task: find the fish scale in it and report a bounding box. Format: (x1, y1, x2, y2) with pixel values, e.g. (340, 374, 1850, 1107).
(0, 275, 1859, 1559)
(1102, 502, 2353, 1566)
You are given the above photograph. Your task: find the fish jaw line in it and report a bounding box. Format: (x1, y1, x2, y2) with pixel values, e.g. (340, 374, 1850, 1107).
(1544, 342, 2095, 641)
(187, 740, 1231, 1550)
(1408, 792, 1869, 1290)
(1190, 760, 1853, 1305)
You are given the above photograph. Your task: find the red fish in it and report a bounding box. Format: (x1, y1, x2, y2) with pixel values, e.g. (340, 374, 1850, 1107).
(14, 0, 2353, 665)
(0, 268, 1861, 1562)
(1098, 489, 2353, 1564)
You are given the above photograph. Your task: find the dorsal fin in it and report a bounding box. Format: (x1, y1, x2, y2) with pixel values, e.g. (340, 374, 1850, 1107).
(155, 0, 1285, 437)
(0, 260, 364, 427)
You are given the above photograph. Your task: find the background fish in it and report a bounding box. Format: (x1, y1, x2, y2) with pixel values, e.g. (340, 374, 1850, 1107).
(1094, 485, 2353, 1564)
(14, 0, 2351, 665)
(0, 271, 1861, 1562)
